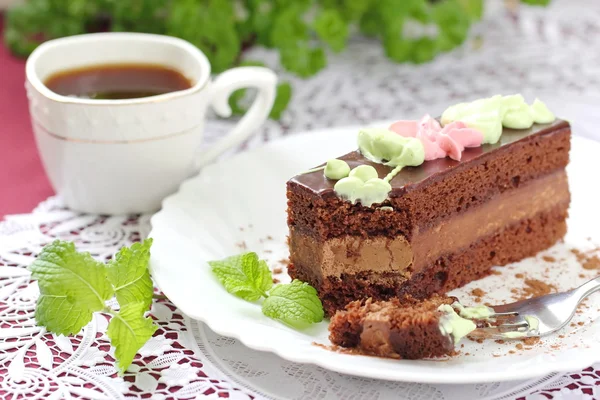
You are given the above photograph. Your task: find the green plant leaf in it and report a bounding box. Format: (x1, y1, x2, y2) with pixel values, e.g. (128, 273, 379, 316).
(107, 302, 158, 373)
(35, 294, 94, 336)
(106, 239, 154, 311)
(29, 240, 113, 335)
(270, 82, 292, 120)
(314, 9, 349, 52)
(209, 252, 273, 301)
(262, 280, 324, 329)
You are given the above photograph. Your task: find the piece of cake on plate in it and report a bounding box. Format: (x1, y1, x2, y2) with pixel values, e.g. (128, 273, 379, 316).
(328, 295, 492, 359)
(286, 95, 570, 316)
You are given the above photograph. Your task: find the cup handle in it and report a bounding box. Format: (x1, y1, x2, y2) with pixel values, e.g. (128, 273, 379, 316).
(195, 66, 277, 168)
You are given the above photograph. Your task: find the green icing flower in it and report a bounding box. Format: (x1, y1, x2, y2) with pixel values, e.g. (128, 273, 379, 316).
(333, 165, 392, 207)
(530, 98, 555, 123)
(357, 128, 425, 167)
(324, 159, 350, 180)
(441, 95, 556, 144)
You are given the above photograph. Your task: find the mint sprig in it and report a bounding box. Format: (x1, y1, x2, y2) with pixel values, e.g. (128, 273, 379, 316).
(209, 253, 273, 301)
(262, 280, 324, 329)
(210, 252, 324, 329)
(29, 239, 157, 374)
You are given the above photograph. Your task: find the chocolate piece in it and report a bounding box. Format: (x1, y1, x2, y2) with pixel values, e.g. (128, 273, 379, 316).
(329, 296, 456, 359)
(287, 120, 571, 315)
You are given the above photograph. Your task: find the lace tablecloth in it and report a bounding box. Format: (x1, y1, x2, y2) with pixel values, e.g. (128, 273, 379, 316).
(2, 1, 600, 398)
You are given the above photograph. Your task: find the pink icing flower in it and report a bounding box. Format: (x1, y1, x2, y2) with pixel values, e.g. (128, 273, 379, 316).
(389, 115, 483, 161)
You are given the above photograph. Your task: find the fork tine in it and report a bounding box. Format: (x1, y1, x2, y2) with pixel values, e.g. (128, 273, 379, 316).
(491, 311, 519, 317)
(495, 321, 530, 332)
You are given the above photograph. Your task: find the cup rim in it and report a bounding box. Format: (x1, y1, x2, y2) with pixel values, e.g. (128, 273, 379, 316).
(25, 32, 212, 106)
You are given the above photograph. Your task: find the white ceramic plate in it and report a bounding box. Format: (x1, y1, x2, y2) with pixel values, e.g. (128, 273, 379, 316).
(150, 126, 600, 384)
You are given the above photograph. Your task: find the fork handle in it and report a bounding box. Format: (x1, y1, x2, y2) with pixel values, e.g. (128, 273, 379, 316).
(573, 275, 600, 302)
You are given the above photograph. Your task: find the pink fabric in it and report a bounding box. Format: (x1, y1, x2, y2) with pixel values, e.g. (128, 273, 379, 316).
(389, 115, 483, 161)
(0, 17, 55, 217)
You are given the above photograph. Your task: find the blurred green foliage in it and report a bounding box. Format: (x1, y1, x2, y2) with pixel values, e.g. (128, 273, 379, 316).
(4, 0, 549, 119)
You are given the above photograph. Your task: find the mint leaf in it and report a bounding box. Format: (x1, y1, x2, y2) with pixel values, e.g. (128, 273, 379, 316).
(314, 9, 349, 53)
(30, 240, 113, 334)
(107, 302, 158, 373)
(262, 280, 324, 329)
(209, 252, 273, 301)
(107, 239, 154, 311)
(35, 295, 93, 336)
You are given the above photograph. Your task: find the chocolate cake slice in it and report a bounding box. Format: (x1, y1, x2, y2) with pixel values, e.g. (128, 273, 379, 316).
(329, 295, 480, 359)
(287, 96, 571, 316)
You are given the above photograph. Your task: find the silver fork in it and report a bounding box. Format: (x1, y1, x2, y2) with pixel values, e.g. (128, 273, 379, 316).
(472, 276, 600, 339)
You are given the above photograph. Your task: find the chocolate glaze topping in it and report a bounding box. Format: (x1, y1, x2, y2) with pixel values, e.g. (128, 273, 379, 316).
(290, 119, 570, 198)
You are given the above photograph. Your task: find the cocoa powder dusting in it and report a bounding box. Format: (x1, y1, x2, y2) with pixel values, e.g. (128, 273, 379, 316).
(571, 248, 600, 270)
(514, 279, 557, 300)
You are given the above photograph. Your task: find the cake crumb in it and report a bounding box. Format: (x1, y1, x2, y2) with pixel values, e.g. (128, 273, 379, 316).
(491, 270, 502, 276)
(470, 288, 486, 300)
(465, 352, 470, 356)
(278, 258, 289, 266)
(495, 339, 505, 344)
(273, 267, 283, 274)
(515, 343, 523, 350)
(266, 235, 274, 240)
(577, 321, 584, 326)
(515, 273, 524, 279)
(522, 337, 540, 346)
(542, 255, 556, 262)
(558, 335, 565, 339)
(272, 278, 280, 284)
(509, 350, 516, 354)
(579, 274, 587, 279)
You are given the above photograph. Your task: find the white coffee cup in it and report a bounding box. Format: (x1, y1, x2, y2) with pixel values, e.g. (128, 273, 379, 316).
(25, 33, 277, 214)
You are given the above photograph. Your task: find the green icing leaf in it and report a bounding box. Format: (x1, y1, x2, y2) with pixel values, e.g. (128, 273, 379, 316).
(209, 252, 273, 301)
(107, 302, 158, 373)
(106, 239, 154, 311)
(262, 280, 324, 329)
(357, 128, 425, 167)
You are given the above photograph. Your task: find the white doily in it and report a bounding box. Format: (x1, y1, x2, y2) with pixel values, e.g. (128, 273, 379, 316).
(0, 197, 599, 400)
(2, 0, 600, 398)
